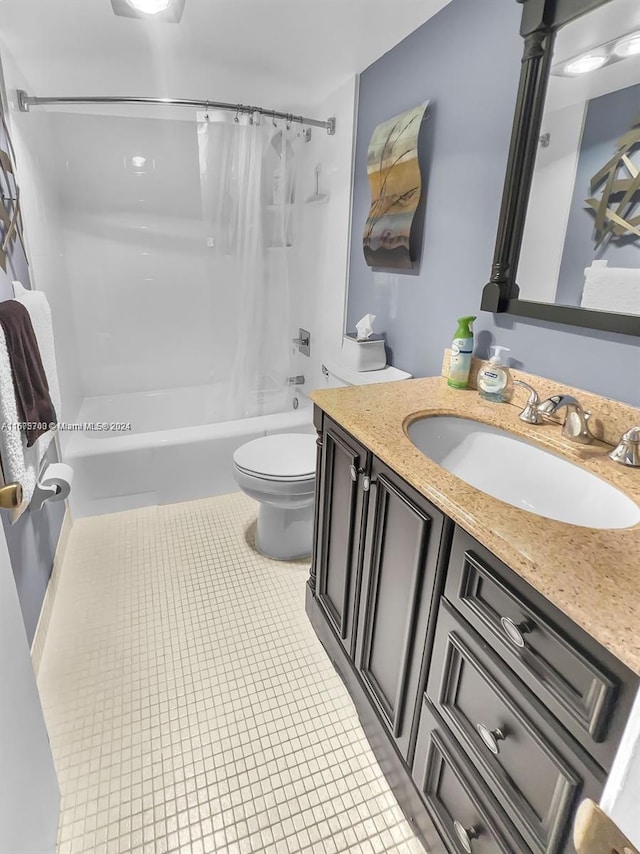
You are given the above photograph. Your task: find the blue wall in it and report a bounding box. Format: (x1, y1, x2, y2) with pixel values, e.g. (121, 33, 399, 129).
(347, 0, 640, 406)
(557, 82, 640, 306)
(0, 117, 65, 645)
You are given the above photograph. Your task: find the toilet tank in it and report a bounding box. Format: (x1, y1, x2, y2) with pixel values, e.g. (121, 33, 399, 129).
(322, 360, 412, 388)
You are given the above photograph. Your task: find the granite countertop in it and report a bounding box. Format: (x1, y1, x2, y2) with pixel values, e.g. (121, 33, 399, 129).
(311, 376, 640, 676)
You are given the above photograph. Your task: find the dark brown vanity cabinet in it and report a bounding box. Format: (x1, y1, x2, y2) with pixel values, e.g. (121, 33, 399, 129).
(312, 414, 449, 760)
(307, 409, 638, 854)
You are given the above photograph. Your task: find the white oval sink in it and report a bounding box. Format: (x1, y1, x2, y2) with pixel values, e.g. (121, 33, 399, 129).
(407, 416, 640, 530)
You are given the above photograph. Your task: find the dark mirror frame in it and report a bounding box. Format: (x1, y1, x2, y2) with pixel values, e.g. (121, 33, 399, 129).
(481, 0, 640, 336)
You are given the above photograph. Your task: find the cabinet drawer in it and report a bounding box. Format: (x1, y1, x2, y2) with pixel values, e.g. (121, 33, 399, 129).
(444, 527, 635, 769)
(414, 706, 529, 853)
(427, 601, 604, 853)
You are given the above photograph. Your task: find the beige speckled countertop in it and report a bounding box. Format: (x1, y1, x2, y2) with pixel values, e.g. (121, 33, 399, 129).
(311, 375, 640, 676)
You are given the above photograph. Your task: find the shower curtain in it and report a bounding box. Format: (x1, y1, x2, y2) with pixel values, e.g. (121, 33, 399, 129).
(198, 110, 303, 419)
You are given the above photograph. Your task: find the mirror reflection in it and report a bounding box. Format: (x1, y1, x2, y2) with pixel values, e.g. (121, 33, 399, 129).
(517, 0, 640, 316)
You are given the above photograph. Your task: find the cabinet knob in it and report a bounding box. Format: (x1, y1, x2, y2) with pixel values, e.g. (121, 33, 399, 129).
(476, 723, 505, 755)
(453, 820, 478, 852)
(349, 464, 358, 482)
(500, 616, 533, 648)
(362, 475, 371, 492)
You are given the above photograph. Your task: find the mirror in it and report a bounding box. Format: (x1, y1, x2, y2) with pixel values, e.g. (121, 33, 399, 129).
(481, 0, 640, 336)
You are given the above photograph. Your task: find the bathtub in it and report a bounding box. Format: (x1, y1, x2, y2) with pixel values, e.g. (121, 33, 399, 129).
(65, 384, 314, 518)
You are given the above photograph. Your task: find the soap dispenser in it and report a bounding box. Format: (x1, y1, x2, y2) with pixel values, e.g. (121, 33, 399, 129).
(478, 346, 511, 403)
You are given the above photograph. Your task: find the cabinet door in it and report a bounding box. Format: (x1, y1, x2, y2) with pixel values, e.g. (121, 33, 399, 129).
(355, 458, 447, 760)
(315, 417, 370, 658)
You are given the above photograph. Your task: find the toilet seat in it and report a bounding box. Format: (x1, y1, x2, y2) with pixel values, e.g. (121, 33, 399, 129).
(233, 434, 316, 482)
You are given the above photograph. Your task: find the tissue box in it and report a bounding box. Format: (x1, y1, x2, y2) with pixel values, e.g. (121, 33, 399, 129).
(341, 333, 387, 372)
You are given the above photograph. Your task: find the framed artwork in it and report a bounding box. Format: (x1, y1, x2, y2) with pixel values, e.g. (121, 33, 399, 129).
(363, 102, 429, 269)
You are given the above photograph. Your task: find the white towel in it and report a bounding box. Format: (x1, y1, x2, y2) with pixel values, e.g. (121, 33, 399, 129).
(12, 281, 62, 418)
(581, 260, 640, 315)
(0, 324, 54, 523)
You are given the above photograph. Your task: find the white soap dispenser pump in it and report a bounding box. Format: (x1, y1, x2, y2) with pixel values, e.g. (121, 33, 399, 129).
(478, 345, 511, 403)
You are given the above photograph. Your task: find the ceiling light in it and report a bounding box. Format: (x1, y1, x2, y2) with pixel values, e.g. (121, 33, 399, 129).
(131, 155, 147, 168)
(564, 53, 609, 75)
(111, 0, 185, 23)
(613, 32, 640, 58)
(126, 0, 170, 13)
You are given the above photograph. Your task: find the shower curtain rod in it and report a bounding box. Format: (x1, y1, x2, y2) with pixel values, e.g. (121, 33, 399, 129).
(15, 89, 336, 135)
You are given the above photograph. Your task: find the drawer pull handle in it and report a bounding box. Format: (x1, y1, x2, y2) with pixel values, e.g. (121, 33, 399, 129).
(349, 464, 358, 482)
(501, 616, 533, 648)
(453, 820, 478, 852)
(477, 723, 505, 754)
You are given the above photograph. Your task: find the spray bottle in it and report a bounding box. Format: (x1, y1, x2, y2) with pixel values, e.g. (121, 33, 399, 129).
(447, 316, 476, 389)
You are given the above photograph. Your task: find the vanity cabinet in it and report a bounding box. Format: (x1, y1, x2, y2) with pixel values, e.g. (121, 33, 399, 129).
(306, 407, 638, 854)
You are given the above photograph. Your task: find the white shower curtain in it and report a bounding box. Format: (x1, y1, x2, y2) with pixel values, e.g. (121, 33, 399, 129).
(198, 110, 302, 419)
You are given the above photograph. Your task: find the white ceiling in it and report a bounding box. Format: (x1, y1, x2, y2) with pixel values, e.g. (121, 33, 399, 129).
(0, 0, 452, 110)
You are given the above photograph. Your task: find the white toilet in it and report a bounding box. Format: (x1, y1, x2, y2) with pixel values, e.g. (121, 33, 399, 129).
(233, 361, 412, 560)
(233, 433, 317, 560)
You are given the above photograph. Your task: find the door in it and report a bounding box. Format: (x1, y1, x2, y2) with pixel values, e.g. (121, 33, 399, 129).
(0, 525, 59, 854)
(356, 458, 447, 760)
(315, 417, 370, 658)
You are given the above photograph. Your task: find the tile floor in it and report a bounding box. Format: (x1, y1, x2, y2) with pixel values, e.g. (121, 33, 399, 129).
(38, 492, 426, 854)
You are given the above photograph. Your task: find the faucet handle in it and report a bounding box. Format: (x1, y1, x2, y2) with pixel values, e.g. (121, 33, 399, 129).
(512, 380, 543, 424)
(609, 426, 640, 467)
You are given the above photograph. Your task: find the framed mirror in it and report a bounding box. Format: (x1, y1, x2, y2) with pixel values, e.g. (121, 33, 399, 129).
(482, 0, 640, 336)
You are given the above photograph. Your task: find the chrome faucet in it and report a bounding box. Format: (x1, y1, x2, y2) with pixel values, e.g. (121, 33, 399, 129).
(512, 380, 543, 424)
(536, 394, 594, 444)
(609, 427, 640, 467)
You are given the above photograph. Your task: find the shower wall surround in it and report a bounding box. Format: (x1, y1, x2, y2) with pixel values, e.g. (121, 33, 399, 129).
(53, 110, 222, 398)
(346, 0, 640, 406)
(290, 76, 358, 393)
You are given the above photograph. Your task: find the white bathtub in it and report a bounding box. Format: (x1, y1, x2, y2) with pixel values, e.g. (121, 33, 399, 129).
(65, 384, 314, 518)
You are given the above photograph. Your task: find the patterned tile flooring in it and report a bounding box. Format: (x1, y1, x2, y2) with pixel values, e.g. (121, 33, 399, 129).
(38, 493, 426, 854)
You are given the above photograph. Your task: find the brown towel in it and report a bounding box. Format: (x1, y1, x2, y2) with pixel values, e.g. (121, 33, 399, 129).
(0, 300, 56, 447)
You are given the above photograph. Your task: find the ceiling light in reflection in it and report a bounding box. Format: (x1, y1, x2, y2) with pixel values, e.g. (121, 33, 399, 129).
(126, 0, 171, 14)
(614, 32, 640, 58)
(564, 53, 608, 75)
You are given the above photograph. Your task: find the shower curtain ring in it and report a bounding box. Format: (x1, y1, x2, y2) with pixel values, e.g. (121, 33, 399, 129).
(204, 101, 210, 121)
(272, 111, 277, 128)
(286, 114, 291, 130)
(234, 107, 240, 124)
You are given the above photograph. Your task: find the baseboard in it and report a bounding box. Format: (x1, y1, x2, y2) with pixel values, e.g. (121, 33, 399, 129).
(31, 506, 73, 676)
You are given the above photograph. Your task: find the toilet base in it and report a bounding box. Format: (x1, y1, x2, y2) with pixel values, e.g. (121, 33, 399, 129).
(256, 503, 313, 561)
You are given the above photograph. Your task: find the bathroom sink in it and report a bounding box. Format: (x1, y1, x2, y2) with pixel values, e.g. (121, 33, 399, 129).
(407, 416, 640, 530)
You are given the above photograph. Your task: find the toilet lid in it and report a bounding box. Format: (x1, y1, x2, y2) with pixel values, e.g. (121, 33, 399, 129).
(233, 434, 316, 481)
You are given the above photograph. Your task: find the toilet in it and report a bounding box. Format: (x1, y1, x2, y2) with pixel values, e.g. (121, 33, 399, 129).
(233, 360, 412, 560)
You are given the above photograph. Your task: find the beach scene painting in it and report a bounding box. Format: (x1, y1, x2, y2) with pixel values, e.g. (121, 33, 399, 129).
(363, 102, 429, 269)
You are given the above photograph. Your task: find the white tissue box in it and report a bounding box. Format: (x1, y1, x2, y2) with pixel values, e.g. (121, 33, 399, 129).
(341, 333, 387, 372)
